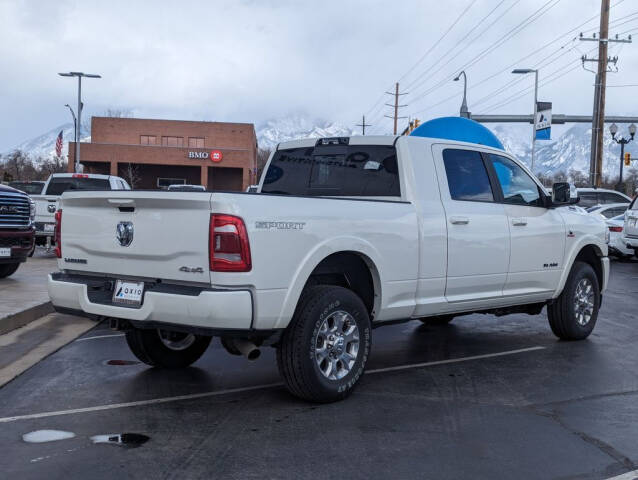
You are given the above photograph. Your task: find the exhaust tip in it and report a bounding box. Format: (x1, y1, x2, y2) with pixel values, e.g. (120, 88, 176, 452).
(247, 349, 261, 361)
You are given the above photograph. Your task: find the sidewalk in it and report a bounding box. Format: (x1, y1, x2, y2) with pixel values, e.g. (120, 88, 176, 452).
(0, 250, 57, 335)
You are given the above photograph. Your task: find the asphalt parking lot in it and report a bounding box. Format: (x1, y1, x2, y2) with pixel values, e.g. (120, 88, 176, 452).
(1, 259, 638, 479)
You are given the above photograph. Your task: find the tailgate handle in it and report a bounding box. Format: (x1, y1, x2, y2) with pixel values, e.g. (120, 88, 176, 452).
(107, 199, 136, 206)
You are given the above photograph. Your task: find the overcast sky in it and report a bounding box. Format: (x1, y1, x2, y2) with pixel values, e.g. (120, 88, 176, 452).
(1, 0, 637, 150)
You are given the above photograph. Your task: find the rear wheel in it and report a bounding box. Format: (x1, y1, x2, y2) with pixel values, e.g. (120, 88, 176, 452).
(0, 263, 20, 279)
(419, 315, 454, 325)
(125, 328, 211, 368)
(277, 285, 371, 403)
(547, 261, 600, 340)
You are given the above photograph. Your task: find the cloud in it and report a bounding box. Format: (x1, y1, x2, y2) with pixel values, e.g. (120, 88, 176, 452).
(1, 0, 637, 150)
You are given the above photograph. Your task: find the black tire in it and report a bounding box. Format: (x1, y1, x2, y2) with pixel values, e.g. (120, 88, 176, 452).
(125, 328, 211, 368)
(547, 261, 600, 340)
(277, 285, 371, 403)
(419, 315, 454, 325)
(0, 263, 20, 279)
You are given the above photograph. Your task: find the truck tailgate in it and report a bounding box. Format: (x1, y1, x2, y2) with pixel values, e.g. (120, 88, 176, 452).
(59, 191, 213, 284)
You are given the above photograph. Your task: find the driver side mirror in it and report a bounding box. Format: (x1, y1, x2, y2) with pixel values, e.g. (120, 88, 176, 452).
(551, 182, 579, 206)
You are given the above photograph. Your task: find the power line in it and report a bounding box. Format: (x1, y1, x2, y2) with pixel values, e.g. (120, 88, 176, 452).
(398, 0, 479, 84)
(408, 0, 562, 103)
(407, 3, 625, 118)
(402, 0, 510, 91)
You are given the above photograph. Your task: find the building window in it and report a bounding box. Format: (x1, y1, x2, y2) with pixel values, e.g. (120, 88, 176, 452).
(140, 135, 157, 145)
(157, 177, 186, 189)
(188, 137, 205, 148)
(161, 136, 184, 147)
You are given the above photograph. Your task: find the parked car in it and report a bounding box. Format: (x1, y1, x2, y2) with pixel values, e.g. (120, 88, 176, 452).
(47, 135, 609, 402)
(31, 173, 130, 249)
(0, 184, 35, 278)
(586, 202, 629, 220)
(8, 181, 45, 195)
(622, 195, 638, 256)
(167, 184, 206, 192)
(606, 214, 633, 258)
(576, 188, 631, 208)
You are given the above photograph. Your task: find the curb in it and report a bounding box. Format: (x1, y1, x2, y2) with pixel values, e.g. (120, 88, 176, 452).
(0, 302, 55, 336)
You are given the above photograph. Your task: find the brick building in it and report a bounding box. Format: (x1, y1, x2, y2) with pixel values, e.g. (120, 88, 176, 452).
(68, 117, 258, 190)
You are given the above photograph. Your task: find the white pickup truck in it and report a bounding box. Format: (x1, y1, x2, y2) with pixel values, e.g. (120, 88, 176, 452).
(47, 135, 609, 402)
(32, 173, 130, 248)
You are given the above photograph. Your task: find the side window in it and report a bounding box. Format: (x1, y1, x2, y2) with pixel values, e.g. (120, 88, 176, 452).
(601, 192, 628, 204)
(578, 192, 598, 208)
(489, 154, 541, 207)
(442, 149, 494, 202)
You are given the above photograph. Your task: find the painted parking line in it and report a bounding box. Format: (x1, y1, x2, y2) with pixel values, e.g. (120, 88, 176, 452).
(0, 345, 545, 424)
(75, 334, 125, 342)
(605, 470, 638, 480)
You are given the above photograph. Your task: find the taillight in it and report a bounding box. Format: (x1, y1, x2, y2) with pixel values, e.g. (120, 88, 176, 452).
(209, 214, 251, 272)
(54, 209, 62, 258)
(609, 225, 623, 233)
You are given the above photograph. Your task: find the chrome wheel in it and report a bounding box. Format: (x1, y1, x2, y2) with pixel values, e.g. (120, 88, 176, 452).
(157, 330, 196, 351)
(314, 311, 360, 381)
(574, 278, 595, 326)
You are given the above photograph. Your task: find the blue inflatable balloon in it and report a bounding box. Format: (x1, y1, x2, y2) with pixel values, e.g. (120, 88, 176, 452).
(410, 116, 504, 150)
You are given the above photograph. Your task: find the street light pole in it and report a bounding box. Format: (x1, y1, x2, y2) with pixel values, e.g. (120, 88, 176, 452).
(64, 104, 76, 147)
(58, 72, 101, 172)
(512, 68, 539, 172)
(610, 123, 636, 192)
(454, 71, 470, 118)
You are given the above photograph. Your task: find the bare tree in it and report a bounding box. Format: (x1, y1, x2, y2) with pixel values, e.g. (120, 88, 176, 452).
(4, 150, 30, 180)
(121, 163, 140, 189)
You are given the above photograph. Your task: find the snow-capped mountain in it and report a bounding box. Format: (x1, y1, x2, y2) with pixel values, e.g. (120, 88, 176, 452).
(256, 116, 358, 150)
(4, 116, 637, 181)
(3, 123, 90, 160)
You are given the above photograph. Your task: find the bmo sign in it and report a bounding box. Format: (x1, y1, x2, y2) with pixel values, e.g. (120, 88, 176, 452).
(187, 150, 223, 163)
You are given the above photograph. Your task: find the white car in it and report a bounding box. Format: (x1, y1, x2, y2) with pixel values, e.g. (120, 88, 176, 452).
(606, 214, 634, 258)
(576, 188, 631, 208)
(47, 135, 609, 402)
(622, 196, 638, 255)
(31, 173, 130, 248)
(586, 202, 629, 220)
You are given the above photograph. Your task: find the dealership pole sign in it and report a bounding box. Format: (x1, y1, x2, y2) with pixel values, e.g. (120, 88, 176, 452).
(187, 150, 223, 162)
(535, 101, 552, 140)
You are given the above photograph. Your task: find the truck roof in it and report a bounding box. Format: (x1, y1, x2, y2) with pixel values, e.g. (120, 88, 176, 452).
(48, 173, 113, 180)
(276, 135, 510, 156)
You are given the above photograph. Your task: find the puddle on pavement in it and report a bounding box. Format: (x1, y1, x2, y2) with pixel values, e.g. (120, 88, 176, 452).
(23, 430, 76, 443)
(103, 359, 140, 366)
(90, 433, 150, 448)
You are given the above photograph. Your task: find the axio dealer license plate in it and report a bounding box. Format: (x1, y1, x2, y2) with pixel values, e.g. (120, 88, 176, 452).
(44, 223, 55, 232)
(112, 280, 144, 306)
(0, 248, 11, 258)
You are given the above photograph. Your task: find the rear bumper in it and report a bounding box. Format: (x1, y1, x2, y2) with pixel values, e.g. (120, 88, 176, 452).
(47, 273, 253, 330)
(622, 234, 638, 249)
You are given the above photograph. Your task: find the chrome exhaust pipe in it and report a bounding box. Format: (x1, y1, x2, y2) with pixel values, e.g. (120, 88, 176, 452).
(234, 339, 261, 361)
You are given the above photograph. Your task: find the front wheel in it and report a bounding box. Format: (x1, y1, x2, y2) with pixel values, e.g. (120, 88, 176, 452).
(547, 261, 600, 340)
(0, 263, 20, 279)
(277, 285, 371, 403)
(125, 328, 212, 368)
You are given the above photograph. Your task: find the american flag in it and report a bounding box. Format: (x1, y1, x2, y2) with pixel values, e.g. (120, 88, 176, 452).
(55, 130, 63, 157)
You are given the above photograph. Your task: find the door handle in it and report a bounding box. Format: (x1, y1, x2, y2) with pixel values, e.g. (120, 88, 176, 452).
(512, 218, 527, 226)
(450, 216, 470, 225)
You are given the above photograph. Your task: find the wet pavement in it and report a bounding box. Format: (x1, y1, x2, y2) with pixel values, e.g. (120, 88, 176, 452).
(0, 249, 56, 332)
(1, 259, 638, 479)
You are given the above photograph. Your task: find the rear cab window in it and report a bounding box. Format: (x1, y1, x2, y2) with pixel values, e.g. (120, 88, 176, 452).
(262, 143, 400, 197)
(45, 176, 111, 195)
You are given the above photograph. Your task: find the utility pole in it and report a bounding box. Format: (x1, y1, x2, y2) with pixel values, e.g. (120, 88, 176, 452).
(385, 83, 408, 135)
(355, 115, 372, 135)
(580, 0, 632, 186)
